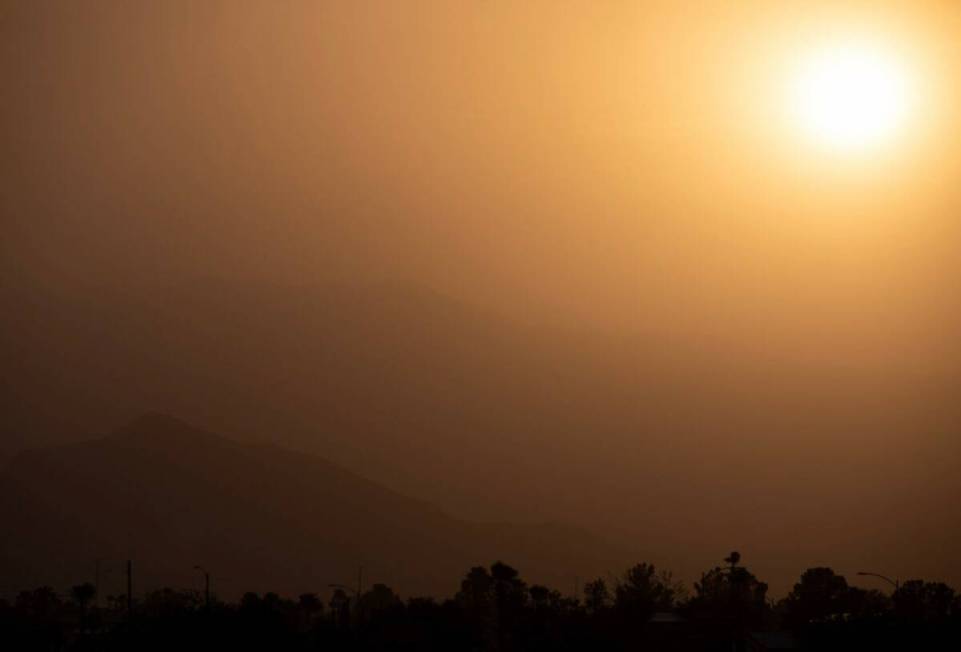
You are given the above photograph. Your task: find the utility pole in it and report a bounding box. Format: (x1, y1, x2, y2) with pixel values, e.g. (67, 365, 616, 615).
(126, 560, 133, 618)
(95, 559, 101, 609)
(194, 566, 211, 610)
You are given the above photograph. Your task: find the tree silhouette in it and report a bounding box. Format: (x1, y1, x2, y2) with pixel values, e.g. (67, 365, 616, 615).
(490, 561, 528, 613)
(894, 580, 957, 622)
(689, 551, 769, 642)
(582, 578, 610, 614)
(356, 583, 401, 621)
(454, 562, 529, 650)
(614, 563, 677, 622)
(781, 567, 849, 629)
(70, 583, 96, 632)
(1, 558, 959, 650)
(296, 592, 323, 631)
(328, 588, 350, 628)
(69, 582, 96, 608)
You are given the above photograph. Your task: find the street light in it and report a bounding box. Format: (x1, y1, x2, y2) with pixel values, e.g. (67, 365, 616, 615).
(328, 583, 360, 599)
(856, 571, 899, 592)
(327, 583, 359, 626)
(328, 566, 365, 625)
(328, 566, 364, 600)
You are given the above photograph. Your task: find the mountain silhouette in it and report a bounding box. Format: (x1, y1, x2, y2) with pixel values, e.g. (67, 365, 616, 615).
(0, 413, 623, 598)
(3, 278, 959, 593)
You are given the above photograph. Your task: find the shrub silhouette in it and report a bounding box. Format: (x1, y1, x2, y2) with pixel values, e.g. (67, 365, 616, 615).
(1, 556, 959, 650)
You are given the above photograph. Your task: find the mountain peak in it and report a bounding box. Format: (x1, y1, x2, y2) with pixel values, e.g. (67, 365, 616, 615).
(0, 412, 624, 597)
(107, 412, 236, 453)
(124, 411, 192, 431)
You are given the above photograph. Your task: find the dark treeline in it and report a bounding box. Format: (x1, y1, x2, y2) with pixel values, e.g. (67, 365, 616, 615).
(3, 553, 960, 651)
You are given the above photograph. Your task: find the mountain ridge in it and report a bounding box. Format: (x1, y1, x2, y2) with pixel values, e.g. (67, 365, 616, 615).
(4, 277, 958, 594)
(0, 412, 626, 599)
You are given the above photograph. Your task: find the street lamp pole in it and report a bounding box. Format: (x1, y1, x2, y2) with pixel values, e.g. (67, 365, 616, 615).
(328, 582, 362, 627)
(194, 566, 211, 609)
(330, 566, 365, 603)
(328, 582, 360, 600)
(856, 571, 899, 592)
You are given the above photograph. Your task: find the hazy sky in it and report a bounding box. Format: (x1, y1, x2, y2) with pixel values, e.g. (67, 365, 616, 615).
(3, 1, 961, 592)
(4, 0, 959, 339)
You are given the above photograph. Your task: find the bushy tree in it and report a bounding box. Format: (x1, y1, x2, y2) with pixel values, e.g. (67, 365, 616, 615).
(295, 592, 323, 632)
(582, 578, 610, 614)
(327, 588, 351, 628)
(895, 580, 957, 622)
(455, 562, 528, 650)
(781, 567, 849, 628)
(356, 583, 401, 621)
(70, 583, 96, 611)
(689, 552, 769, 629)
(614, 563, 677, 621)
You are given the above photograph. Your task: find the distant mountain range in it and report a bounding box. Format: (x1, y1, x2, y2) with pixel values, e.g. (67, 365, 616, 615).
(0, 278, 686, 528)
(0, 413, 625, 598)
(2, 278, 958, 594)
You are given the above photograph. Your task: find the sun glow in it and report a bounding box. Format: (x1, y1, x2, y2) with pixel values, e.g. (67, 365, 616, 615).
(790, 42, 914, 152)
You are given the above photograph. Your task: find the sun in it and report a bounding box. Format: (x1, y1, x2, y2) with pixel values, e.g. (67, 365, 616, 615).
(789, 42, 913, 152)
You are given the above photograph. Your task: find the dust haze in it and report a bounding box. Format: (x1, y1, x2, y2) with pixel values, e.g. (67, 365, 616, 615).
(3, 1, 960, 595)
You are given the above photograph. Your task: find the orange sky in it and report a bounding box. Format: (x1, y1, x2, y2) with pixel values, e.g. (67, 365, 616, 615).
(5, 1, 960, 343)
(2, 0, 961, 592)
